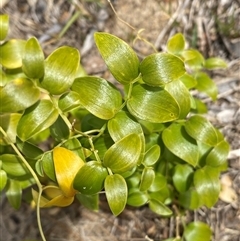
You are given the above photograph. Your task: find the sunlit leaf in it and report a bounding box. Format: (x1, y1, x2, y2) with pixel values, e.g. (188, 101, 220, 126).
(182, 49, 205, 69)
(94, 32, 139, 84)
(204, 57, 227, 69)
(105, 174, 127, 216)
(167, 33, 185, 54)
(142, 144, 160, 166)
(179, 73, 197, 89)
(58, 91, 81, 112)
(0, 169, 7, 191)
(140, 53, 185, 86)
(6, 179, 22, 209)
(0, 15, 9, 41)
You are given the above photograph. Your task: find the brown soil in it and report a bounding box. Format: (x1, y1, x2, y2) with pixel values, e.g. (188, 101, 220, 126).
(0, 1, 239, 241)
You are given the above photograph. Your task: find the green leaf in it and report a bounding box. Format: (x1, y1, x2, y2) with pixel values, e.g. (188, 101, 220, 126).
(148, 186, 171, 204)
(162, 123, 199, 167)
(194, 166, 220, 208)
(182, 49, 205, 69)
(0, 15, 9, 41)
(108, 111, 145, 164)
(192, 98, 208, 114)
(179, 73, 197, 89)
(127, 191, 149, 207)
(50, 115, 70, 142)
(179, 188, 201, 210)
(0, 78, 40, 112)
(206, 140, 229, 167)
(73, 161, 108, 195)
(184, 115, 219, 146)
(0, 39, 26, 69)
(140, 53, 185, 86)
(72, 76, 122, 120)
(103, 133, 141, 174)
(16, 138, 43, 160)
(167, 33, 185, 54)
(0, 169, 7, 191)
(165, 79, 191, 119)
(0, 113, 21, 145)
(22, 37, 44, 79)
(58, 91, 81, 112)
(173, 164, 193, 193)
(6, 179, 22, 209)
(17, 99, 59, 141)
(195, 72, 218, 100)
(76, 193, 99, 211)
(94, 32, 139, 85)
(139, 167, 155, 191)
(149, 199, 172, 216)
(148, 173, 167, 192)
(1, 154, 30, 177)
(42, 152, 56, 182)
(183, 222, 212, 241)
(105, 174, 128, 216)
(127, 84, 179, 123)
(204, 57, 227, 69)
(142, 144, 161, 166)
(40, 46, 80, 95)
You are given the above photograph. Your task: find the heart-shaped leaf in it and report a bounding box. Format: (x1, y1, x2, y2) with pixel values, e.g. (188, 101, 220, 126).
(53, 147, 85, 197)
(127, 84, 179, 123)
(6, 179, 22, 209)
(149, 199, 172, 216)
(94, 32, 139, 84)
(40, 46, 80, 95)
(184, 115, 219, 146)
(73, 161, 108, 195)
(183, 222, 212, 241)
(162, 123, 199, 167)
(0, 39, 26, 69)
(105, 174, 128, 216)
(22, 37, 44, 79)
(140, 53, 185, 86)
(167, 33, 185, 54)
(103, 133, 141, 173)
(0, 78, 40, 113)
(72, 76, 122, 120)
(194, 166, 220, 208)
(17, 99, 59, 141)
(0, 15, 9, 41)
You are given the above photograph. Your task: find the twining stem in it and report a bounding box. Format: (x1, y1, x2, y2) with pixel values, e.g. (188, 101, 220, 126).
(0, 127, 46, 241)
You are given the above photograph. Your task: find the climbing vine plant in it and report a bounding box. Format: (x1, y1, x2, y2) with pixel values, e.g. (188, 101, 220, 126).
(0, 14, 229, 241)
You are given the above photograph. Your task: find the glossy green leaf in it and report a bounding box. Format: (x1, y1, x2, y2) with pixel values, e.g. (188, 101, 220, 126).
(204, 57, 227, 69)
(0, 15, 9, 41)
(1, 154, 29, 177)
(127, 84, 179, 123)
(165, 79, 191, 118)
(149, 199, 172, 216)
(76, 193, 99, 211)
(6, 179, 22, 209)
(167, 33, 185, 54)
(0, 113, 21, 145)
(182, 49, 205, 69)
(0, 78, 40, 112)
(183, 222, 212, 241)
(127, 191, 148, 207)
(140, 53, 185, 86)
(148, 173, 167, 192)
(142, 144, 160, 166)
(105, 174, 127, 216)
(74, 161, 108, 195)
(206, 140, 229, 167)
(173, 164, 193, 193)
(148, 186, 171, 204)
(162, 123, 199, 167)
(42, 152, 56, 182)
(22, 37, 44, 79)
(17, 99, 59, 141)
(179, 73, 197, 89)
(0, 39, 26, 69)
(184, 115, 219, 146)
(195, 72, 218, 100)
(72, 76, 122, 120)
(192, 98, 208, 114)
(108, 111, 145, 163)
(41, 46, 80, 95)
(194, 166, 220, 208)
(139, 167, 155, 191)
(50, 115, 70, 142)
(94, 32, 139, 84)
(16, 138, 43, 160)
(0, 169, 7, 191)
(58, 91, 81, 112)
(179, 188, 201, 210)
(103, 133, 141, 173)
